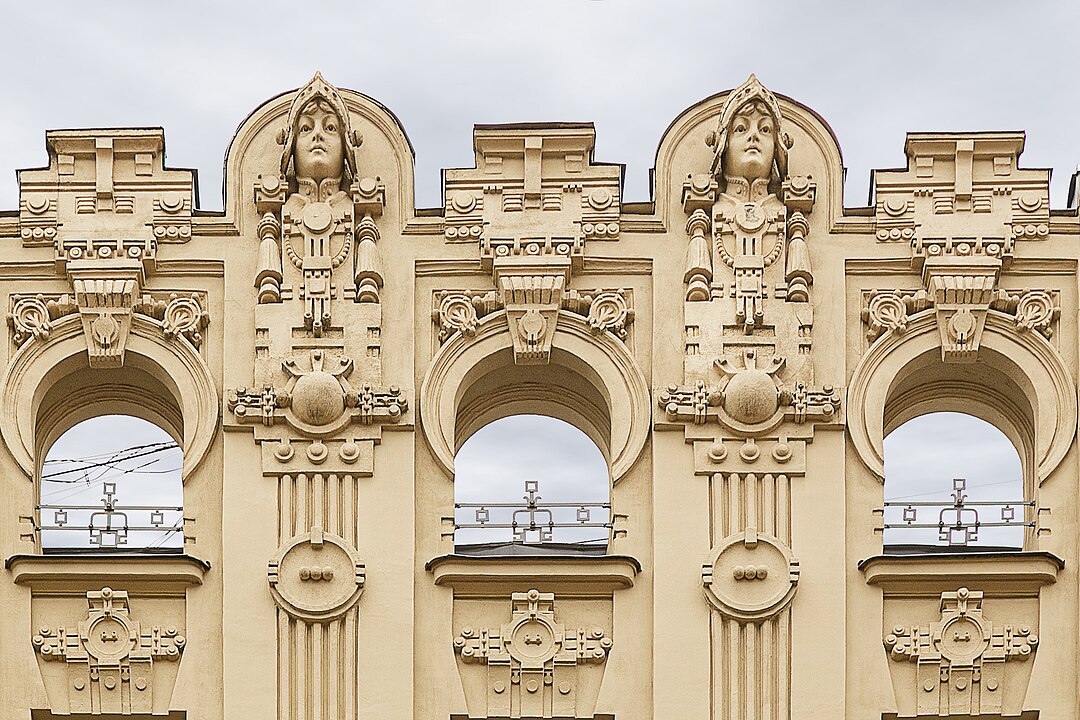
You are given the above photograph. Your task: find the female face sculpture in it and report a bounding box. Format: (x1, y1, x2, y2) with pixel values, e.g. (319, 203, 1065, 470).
(722, 100, 776, 184)
(293, 99, 345, 185)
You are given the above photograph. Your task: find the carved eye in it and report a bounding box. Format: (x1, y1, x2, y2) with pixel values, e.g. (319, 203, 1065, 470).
(735, 123, 747, 133)
(326, 122, 336, 132)
(761, 124, 771, 134)
(299, 123, 312, 134)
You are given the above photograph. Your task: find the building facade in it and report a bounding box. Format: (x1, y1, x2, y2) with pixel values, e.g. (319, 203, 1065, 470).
(0, 73, 1076, 719)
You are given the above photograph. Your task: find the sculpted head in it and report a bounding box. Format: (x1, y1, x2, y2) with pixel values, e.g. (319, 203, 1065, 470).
(279, 72, 360, 192)
(723, 100, 776, 184)
(294, 99, 345, 184)
(709, 75, 792, 189)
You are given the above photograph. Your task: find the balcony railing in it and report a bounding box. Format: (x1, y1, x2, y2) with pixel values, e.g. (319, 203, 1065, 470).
(37, 482, 183, 549)
(882, 478, 1033, 547)
(454, 479, 611, 545)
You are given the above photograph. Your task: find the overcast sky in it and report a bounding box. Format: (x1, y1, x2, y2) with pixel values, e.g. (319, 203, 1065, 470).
(9, 2, 1064, 549)
(1, 1, 1077, 210)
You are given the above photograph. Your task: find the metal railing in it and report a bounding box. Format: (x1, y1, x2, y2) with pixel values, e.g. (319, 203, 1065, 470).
(454, 479, 611, 545)
(37, 482, 183, 548)
(882, 478, 1033, 546)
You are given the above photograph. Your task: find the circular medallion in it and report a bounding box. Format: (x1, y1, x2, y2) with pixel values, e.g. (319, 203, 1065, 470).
(268, 530, 365, 622)
(734, 202, 767, 233)
(302, 202, 334, 234)
(702, 532, 799, 621)
(84, 614, 134, 663)
(937, 615, 987, 662)
(508, 615, 558, 664)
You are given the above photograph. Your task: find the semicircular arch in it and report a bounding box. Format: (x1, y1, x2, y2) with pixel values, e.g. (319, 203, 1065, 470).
(848, 310, 1076, 486)
(420, 311, 651, 484)
(0, 313, 219, 482)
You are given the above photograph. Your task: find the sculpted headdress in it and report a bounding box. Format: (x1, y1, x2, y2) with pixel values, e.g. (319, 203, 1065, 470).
(278, 71, 362, 183)
(707, 74, 793, 181)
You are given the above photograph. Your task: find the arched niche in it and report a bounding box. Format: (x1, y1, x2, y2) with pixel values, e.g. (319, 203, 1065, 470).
(848, 311, 1076, 486)
(218, 79, 417, 234)
(0, 313, 218, 482)
(420, 311, 651, 484)
(650, 84, 846, 230)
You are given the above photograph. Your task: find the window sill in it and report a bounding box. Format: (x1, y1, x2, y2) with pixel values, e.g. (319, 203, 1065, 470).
(427, 553, 640, 595)
(6, 552, 209, 594)
(859, 550, 1062, 597)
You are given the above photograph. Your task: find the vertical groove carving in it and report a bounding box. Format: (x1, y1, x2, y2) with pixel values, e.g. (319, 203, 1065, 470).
(275, 472, 361, 720)
(709, 472, 793, 720)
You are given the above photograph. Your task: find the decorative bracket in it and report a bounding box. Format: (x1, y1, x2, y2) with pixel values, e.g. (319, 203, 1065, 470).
(453, 589, 611, 719)
(66, 260, 144, 368)
(922, 255, 1001, 362)
(32, 587, 184, 715)
(884, 587, 1037, 717)
(492, 256, 571, 365)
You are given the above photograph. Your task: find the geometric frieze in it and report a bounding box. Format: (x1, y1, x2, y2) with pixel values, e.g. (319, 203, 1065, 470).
(32, 587, 184, 716)
(454, 590, 611, 719)
(884, 588, 1038, 717)
(870, 133, 1055, 363)
(443, 122, 624, 366)
(702, 528, 799, 622)
(444, 124, 621, 248)
(268, 527, 365, 623)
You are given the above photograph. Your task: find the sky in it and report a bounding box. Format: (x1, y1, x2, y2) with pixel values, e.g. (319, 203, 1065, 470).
(7, 1, 1068, 549)
(1, 1, 1077, 211)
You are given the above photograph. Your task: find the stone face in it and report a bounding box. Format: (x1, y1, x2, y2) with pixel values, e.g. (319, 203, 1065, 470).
(0, 72, 1076, 720)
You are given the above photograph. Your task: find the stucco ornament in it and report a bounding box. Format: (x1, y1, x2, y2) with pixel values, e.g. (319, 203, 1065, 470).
(884, 588, 1038, 717)
(708, 73, 791, 187)
(454, 589, 612, 719)
(32, 588, 185, 715)
(279, 72, 360, 191)
(254, 71, 386, 327)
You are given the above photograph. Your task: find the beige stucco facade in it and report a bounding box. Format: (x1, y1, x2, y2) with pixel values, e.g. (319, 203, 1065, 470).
(0, 72, 1077, 719)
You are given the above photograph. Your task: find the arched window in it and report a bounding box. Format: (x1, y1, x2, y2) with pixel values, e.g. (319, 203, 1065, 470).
(453, 414, 611, 553)
(883, 411, 1027, 551)
(38, 415, 184, 551)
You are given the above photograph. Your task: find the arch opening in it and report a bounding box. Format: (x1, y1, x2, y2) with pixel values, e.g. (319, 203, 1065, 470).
(420, 311, 650, 485)
(883, 411, 1028, 552)
(38, 415, 184, 552)
(453, 414, 611, 554)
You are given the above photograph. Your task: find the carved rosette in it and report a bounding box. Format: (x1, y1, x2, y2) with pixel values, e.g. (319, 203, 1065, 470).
(702, 530, 799, 621)
(268, 527, 365, 622)
(884, 588, 1038, 717)
(432, 287, 634, 350)
(453, 590, 611, 719)
(32, 588, 184, 715)
(861, 287, 1060, 349)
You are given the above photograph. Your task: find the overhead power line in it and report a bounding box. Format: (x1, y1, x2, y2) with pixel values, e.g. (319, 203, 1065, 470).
(41, 443, 180, 482)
